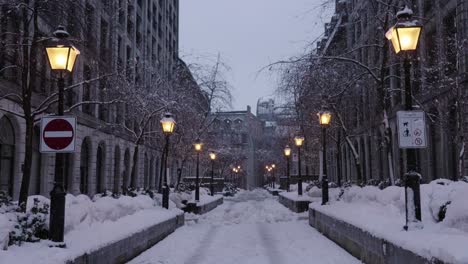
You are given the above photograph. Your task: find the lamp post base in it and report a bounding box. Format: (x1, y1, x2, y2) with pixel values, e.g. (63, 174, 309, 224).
(49, 184, 66, 242)
(162, 185, 169, 209)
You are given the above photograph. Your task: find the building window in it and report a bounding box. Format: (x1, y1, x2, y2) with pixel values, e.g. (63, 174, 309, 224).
(80, 138, 90, 194)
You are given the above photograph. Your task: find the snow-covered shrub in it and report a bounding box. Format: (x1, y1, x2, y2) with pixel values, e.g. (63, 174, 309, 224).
(462, 176, 468, 183)
(177, 182, 194, 192)
(0, 191, 13, 209)
(223, 183, 239, 197)
(366, 179, 380, 186)
(9, 198, 49, 246)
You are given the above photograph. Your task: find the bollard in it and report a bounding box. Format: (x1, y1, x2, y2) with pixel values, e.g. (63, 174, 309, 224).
(404, 171, 422, 230)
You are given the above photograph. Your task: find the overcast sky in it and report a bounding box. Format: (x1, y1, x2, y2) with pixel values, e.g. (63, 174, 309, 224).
(180, 0, 334, 113)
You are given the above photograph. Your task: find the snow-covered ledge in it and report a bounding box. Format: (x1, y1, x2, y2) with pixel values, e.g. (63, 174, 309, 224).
(309, 207, 443, 264)
(278, 192, 319, 213)
(309, 181, 468, 263)
(184, 195, 223, 215)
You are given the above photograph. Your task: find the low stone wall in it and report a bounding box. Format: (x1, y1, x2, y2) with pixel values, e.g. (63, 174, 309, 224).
(266, 188, 282, 196)
(308, 208, 444, 264)
(69, 213, 185, 264)
(184, 197, 223, 215)
(278, 194, 311, 213)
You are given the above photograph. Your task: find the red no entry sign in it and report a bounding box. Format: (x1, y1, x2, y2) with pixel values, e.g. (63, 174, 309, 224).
(40, 116, 76, 153)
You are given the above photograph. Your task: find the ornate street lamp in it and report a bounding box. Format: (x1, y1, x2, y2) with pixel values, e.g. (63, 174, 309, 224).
(193, 139, 203, 201)
(209, 152, 217, 196)
(386, 6, 423, 230)
(160, 113, 176, 209)
(385, 7, 422, 54)
(294, 136, 305, 195)
(46, 26, 80, 243)
(284, 145, 291, 191)
(318, 111, 332, 205)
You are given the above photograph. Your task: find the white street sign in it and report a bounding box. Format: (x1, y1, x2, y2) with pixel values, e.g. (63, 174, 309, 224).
(292, 153, 298, 162)
(40, 116, 77, 153)
(397, 111, 427, 149)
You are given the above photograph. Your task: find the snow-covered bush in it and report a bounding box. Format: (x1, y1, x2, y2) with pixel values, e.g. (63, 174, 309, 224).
(223, 183, 239, 197)
(9, 198, 49, 246)
(325, 179, 468, 233)
(177, 182, 195, 192)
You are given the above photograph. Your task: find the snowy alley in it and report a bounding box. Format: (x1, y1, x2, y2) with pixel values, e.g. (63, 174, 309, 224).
(128, 189, 359, 264)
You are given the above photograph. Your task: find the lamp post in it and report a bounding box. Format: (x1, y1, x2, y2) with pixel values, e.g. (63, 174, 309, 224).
(160, 113, 176, 209)
(209, 152, 217, 196)
(386, 6, 423, 229)
(271, 164, 276, 188)
(194, 139, 203, 202)
(294, 136, 305, 195)
(318, 111, 332, 205)
(45, 26, 80, 243)
(284, 145, 291, 191)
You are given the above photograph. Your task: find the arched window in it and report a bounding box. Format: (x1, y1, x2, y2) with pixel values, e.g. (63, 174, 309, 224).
(223, 119, 231, 130)
(234, 119, 243, 130)
(31, 126, 42, 195)
(113, 146, 121, 193)
(213, 118, 220, 129)
(0, 116, 15, 196)
(96, 144, 105, 193)
(80, 138, 91, 194)
(123, 149, 131, 190)
(144, 153, 149, 189)
(149, 156, 155, 189)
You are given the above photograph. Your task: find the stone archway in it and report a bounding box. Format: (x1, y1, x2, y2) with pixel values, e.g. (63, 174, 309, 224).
(0, 116, 15, 196)
(30, 126, 42, 195)
(96, 143, 105, 193)
(123, 149, 131, 190)
(113, 146, 121, 193)
(80, 137, 91, 194)
(144, 153, 149, 189)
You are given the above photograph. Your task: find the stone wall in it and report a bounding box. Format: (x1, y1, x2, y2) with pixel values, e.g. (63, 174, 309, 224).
(278, 194, 311, 213)
(184, 197, 223, 215)
(69, 213, 184, 264)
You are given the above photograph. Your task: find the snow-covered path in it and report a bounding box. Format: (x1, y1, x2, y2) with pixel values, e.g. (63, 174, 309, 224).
(129, 189, 359, 264)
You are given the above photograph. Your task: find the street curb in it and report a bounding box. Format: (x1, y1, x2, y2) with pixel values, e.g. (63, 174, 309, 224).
(308, 208, 444, 264)
(68, 212, 184, 264)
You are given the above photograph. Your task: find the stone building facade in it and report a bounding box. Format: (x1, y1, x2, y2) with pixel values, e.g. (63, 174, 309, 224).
(0, 0, 186, 199)
(208, 106, 263, 189)
(316, 0, 468, 184)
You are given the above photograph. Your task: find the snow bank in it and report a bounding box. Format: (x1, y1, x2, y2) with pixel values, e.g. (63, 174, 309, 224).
(310, 180, 468, 263)
(189, 189, 304, 225)
(0, 193, 183, 263)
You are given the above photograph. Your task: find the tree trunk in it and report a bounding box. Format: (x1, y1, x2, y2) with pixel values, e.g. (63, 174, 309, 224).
(18, 117, 33, 210)
(383, 111, 396, 185)
(18, 1, 36, 211)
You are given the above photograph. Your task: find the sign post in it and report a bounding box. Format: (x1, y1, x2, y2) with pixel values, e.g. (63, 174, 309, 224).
(397, 111, 427, 149)
(40, 116, 76, 153)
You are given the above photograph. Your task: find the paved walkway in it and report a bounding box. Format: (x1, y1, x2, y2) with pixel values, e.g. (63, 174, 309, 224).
(129, 189, 359, 264)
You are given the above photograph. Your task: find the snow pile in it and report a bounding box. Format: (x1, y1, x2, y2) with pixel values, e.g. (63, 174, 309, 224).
(0, 192, 183, 264)
(64, 194, 157, 233)
(310, 179, 468, 263)
(191, 189, 304, 226)
(330, 180, 468, 231)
